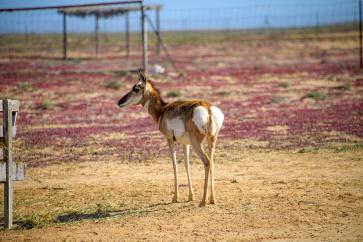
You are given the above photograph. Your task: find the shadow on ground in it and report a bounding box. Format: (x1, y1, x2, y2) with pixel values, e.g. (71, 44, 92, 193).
(0, 202, 191, 230)
(56, 202, 172, 223)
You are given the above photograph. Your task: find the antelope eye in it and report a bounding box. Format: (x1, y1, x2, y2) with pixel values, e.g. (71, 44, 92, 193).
(133, 85, 140, 93)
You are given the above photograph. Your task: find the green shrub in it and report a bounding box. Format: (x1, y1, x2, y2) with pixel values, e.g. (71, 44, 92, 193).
(17, 82, 33, 91)
(279, 82, 289, 88)
(335, 144, 363, 153)
(302, 91, 326, 100)
(106, 80, 122, 90)
(40, 100, 54, 110)
(113, 70, 128, 78)
(166, 90, 181, 98)
(342, 83, 351, 91)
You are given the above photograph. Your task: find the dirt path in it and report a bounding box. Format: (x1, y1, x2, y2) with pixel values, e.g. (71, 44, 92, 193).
(1, 146, 362, 241)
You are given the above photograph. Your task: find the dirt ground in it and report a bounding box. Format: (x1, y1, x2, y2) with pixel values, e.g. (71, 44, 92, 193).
(0, 141, 362, 241)
(0, 32, 362, 240)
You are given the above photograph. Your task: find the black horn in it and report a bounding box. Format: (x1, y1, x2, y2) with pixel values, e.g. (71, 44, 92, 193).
(138, 69, 147, 83)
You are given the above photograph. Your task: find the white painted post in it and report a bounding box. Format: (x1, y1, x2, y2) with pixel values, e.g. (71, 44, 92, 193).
(3, 99, 13, 229)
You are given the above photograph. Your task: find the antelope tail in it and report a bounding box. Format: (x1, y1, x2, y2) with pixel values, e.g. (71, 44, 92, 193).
(207, 106, 214, 136)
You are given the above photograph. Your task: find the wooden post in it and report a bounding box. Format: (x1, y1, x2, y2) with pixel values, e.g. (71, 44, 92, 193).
(156, 7, 160, 56)
(3, 99, 13, 229)
(125, 11, 130, 57)
(95, 14, 99, 57)
(63, 13, 67, 60)
(141, 4, 148, 72)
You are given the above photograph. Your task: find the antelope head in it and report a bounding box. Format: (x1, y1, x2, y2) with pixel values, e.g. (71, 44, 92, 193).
(117, 70, 148, 108)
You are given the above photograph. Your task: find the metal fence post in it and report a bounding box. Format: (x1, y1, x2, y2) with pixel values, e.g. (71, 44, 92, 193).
(63, 13, 67, 60)
(156, 7, 160, 55)
(359, 0, 362, 68)
(141, 4, 148, 72)
(95, 14, 99, 57)
(3, 99, 13, 229)
(316, 12, 319, 39)
(125, 11, 130, 57)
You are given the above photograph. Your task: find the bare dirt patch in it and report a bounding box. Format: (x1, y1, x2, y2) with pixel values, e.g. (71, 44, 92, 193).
(0, 145, 362, 241)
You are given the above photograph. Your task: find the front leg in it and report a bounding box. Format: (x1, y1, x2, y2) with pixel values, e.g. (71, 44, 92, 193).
(168, 140, 179, 203)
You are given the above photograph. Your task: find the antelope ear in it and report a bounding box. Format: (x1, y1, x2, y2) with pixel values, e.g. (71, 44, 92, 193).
(138, 69, 147, 83)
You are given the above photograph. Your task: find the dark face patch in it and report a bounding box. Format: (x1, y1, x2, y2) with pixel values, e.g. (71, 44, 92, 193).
(132, 84, 141, 93)
(117, 82, 145, 108)
(117, 91, 132, 107)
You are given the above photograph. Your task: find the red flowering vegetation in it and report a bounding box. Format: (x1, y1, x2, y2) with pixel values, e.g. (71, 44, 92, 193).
(222, 102, 363, 149)
(355, 78, 363, 87)
(1, 38, 361, 167)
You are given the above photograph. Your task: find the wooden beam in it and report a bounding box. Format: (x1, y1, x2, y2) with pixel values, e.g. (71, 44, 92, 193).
(0, 100, 19, 112)
(0, 162, 26, 182)
(0, 127, 17, 138)
(3, 99, 13, 229)
(0, 100, 19, 138)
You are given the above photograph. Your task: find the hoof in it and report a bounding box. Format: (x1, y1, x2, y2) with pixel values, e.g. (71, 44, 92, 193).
(188, 194, 195, 202)
(209, 197, 216, 205)
(199, 201, 206, 207)
(172, 196, 178, 203)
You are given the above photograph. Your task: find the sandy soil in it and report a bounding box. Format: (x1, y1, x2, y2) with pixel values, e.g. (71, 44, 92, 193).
(1, 142, 362, 241)
(0, 32, 362, 241)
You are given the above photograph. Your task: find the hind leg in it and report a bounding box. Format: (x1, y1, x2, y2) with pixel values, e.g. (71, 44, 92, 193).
(191, 137, 211, 207)
(207, 135, 217, 204)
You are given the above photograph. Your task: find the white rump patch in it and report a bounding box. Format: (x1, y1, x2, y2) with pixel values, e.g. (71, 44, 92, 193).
(193, 106, 209, 134)
(166, 117, 185, 138)
(211, 106, 224, 135)
(192, 106, 224, 135)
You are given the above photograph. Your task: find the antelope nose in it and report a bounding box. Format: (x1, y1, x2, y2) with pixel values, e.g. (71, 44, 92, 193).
(117, 99, 126, 108)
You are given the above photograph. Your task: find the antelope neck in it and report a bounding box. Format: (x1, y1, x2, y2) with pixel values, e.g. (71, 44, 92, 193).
(142, 93, 166, 123)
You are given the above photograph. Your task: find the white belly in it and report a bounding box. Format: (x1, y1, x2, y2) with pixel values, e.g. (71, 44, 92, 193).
(165, 117, 191, 145)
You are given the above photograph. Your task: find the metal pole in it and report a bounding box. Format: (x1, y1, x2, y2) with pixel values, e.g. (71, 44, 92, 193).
(156, 8, 160, 55)
(4, 99, 13, 229)
(125, 11, 130, 57)
(359, 0, 362, 68)
(63, 13, 67, 59)
(95, 15, 99, 57)
(316, 12, 319, 40)
(0, 1, 143, 12)
(145, 14, 178, 72)
(141, 4, 148, 72)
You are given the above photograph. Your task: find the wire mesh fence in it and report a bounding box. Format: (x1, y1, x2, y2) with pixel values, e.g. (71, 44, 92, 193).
(0, 1, 151, 67)
(0, 0, 361, 67)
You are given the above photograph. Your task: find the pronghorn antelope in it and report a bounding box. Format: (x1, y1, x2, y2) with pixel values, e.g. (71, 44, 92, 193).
(117, 71, 224, 206)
